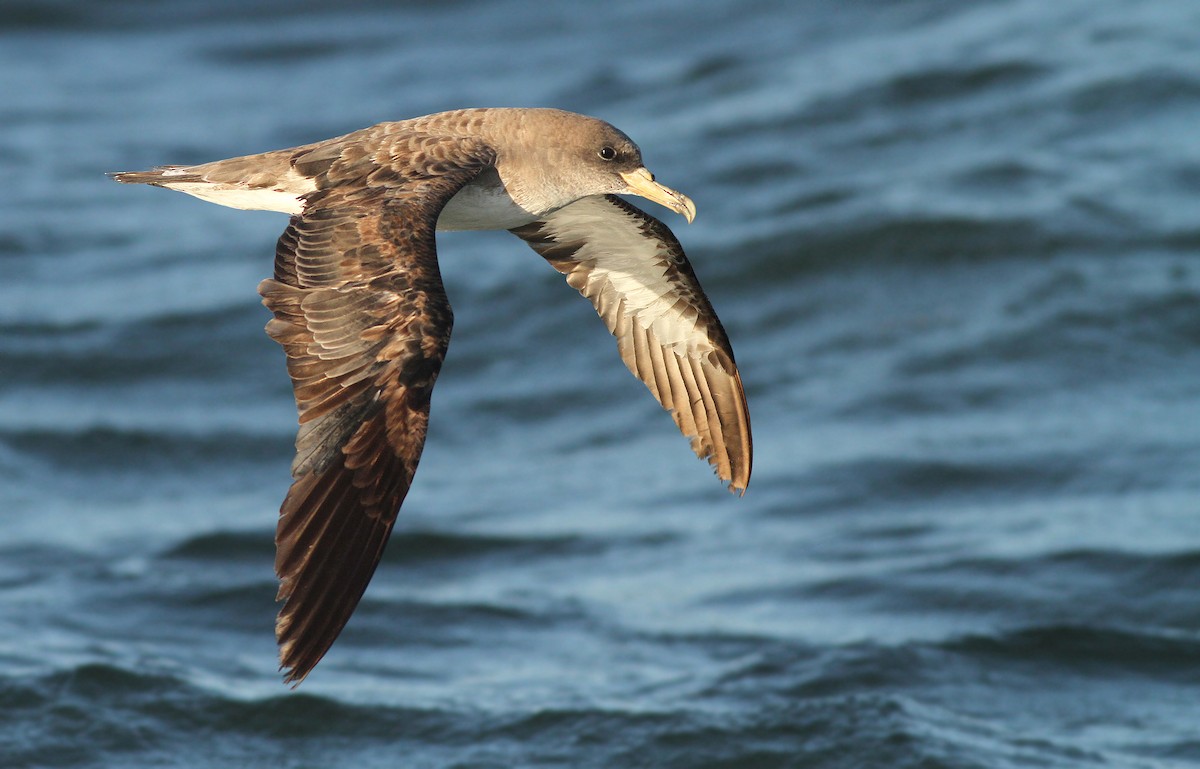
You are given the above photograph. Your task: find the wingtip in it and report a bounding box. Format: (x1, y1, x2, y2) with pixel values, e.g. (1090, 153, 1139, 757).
(735, 459, 752, 496)
(280, 665, 309, 688)
(277, 636, 317, 687)
(726, 470, 750, 497)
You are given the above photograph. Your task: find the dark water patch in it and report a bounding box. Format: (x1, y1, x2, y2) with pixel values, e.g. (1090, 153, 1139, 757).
(899, 285, 1200, 386)
(1, 664, 187, 768)
(704, 58, 1046, 143)
(176, 579, 277, 610)
(468, 377, 629, 423)
(716, 568, 1014, 628)
(760, 633, 1189, 767)
(0, 233, 24, 258)
(710, 156, 812, 190)
(200, 689, 451, 741)
(782, 60, 1048, 134)
(116, 301, 276, 380)
(999, 266, 1090, 317)
(384, 529, 618, 567)
(946, 625, 1200, 679)
(695, 636, 824, 698)
(347, 597, 553, 649)
(164, 584, 279, 637)
(797, 455, 1078, 513)
(82, 566, 278, 642)
(1131, 739, 1200, 764)
(1107, 288, 1200, 349)
(1068, 69, 1200, 122)
(493, 697, 933, 769)
(1161, 227, 1200, 251)
(949, 158, 1065, 196)
(0, 0, 448, 33)
(162, 530, 273, 561)
(1, 425, 289, 473)
(743, 216, 1087, 285)
(346, 585, 607, 646)
(767, 185, 859, 219)
(0, 1, 92, 32)
(0, 543, 91, 591)
(877, 61, 1048, 109)
(0, 303, 274, 388)
(1064, 190, 1150, 234)
(0, 658, 1111, 769)
(769, 548, 1200, 633)
(202, 37, 385, 66)
(673, 53, 762, 100)
(37, 537, 277, 634)
(0, 318, 106, 337)
(837, 380, 1013, 419)
(909, 549, 1200, 630)
(723, 623, 1200, 712)
(0, 663, 451, 768)
(0, 103, 93, 131)
(684, 634, 924, 707)
(550, 66, 641, 112)
(682, 53, 747, 83)
(1168, 161, 1200, 194)
(0, 221, 130, 265)
(788, 645, 933, 700)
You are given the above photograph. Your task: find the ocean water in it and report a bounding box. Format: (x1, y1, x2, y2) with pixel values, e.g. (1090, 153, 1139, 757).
(2, 0, 1199, 766)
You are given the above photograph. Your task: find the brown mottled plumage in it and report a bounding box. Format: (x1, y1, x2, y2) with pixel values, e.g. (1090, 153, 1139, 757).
(111, 108, 751, 684)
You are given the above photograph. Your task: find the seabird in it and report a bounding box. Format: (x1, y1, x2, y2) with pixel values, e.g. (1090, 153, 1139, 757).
(112, 108, 752, 683)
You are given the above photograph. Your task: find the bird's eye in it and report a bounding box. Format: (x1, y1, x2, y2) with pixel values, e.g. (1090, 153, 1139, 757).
(598, 146, 617, 161)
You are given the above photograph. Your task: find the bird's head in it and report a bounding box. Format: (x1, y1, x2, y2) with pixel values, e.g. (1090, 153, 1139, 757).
(499, 109, 696, 223)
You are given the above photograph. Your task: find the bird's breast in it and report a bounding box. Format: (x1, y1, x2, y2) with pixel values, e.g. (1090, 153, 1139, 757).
(436, 169, 539, 231)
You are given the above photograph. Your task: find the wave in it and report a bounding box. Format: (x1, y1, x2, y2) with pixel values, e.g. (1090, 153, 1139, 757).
(0, 424, 289, 473)
(0, 663, 438, 767)
(946, 624, 1200, 673)
(0, 662, 971, 769)
(823, 455, 1074, 506)
(163, 527, 663, 569)
(0, 302, 272, 387)
(730, 212, 1159, 290)
(0, 0, 421, 33)
(163, 530, 273, 561)
(8, 638, 1187, 769)
(807, 60, 1049, 127)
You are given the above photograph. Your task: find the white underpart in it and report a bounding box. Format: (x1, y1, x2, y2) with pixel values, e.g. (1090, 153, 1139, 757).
(437, 174, 539, 231)
(163, 184, 309, 215)
(544, 197, 707, 355)
(162, 168, 317, 216)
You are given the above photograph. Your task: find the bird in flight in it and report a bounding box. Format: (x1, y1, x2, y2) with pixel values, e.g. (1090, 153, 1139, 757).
(112, 108, 752, 683)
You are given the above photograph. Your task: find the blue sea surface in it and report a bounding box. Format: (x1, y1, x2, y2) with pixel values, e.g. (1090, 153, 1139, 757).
(2, 1, 1199, 766)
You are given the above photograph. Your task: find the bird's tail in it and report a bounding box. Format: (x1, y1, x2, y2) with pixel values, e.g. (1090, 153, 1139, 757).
(108, 167, 203, 186)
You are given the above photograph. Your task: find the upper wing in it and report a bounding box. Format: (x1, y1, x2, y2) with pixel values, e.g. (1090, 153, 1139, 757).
(510, 194, 752, 492)
(259, 139, 493, 684)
